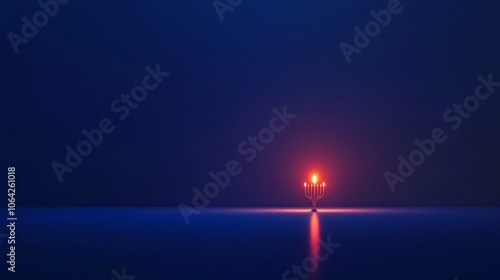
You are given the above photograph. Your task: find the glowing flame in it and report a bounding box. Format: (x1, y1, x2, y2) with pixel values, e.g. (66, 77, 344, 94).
(312, 174, 317, 184)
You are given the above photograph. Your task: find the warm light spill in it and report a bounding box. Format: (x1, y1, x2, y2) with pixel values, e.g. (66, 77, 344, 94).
(210, 208, 399, 214)
(312, 174, 317, 184)
(309, 212, 320, 258)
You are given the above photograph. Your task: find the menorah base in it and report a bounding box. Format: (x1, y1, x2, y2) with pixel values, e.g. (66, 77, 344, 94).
(311, 207, 318, 212)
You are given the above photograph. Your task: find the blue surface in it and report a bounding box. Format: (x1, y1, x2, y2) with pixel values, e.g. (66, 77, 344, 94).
(8, 207, 500, 279)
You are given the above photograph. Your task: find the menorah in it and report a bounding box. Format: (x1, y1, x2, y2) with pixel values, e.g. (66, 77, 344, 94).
(304, 174, 325, 212)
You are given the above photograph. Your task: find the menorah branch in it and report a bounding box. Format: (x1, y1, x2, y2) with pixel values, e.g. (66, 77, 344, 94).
(304, 178, 325, 212)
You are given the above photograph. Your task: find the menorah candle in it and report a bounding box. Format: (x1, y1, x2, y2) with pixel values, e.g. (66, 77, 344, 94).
(304, 174, 325, 212)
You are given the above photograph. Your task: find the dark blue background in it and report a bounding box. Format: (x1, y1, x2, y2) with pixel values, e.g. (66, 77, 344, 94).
(1, 0, 500, 207)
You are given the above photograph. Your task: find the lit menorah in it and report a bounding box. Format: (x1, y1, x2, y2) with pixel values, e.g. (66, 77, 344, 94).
(304, 174, 325, 212)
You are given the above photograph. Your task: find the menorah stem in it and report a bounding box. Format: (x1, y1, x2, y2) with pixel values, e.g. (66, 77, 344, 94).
(311, 193, 317, 212)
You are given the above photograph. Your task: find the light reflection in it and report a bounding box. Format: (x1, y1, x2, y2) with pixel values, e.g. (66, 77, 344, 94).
(309, 212, 320, 279)
(310, 212, 320, 256)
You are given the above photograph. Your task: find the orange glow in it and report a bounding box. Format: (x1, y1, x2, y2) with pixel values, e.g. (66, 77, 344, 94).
(209, 208, 399, 214)
(312, 174, 317, 184)
(310, 212, 320, 257)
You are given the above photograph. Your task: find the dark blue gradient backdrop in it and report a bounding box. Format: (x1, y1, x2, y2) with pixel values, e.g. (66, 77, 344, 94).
(1, 0, 500, 207)
(1, 1, 500, 279)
